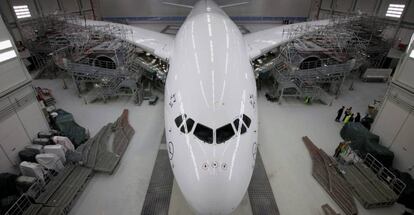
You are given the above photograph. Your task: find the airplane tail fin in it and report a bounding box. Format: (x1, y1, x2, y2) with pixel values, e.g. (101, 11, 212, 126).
(163, 2, 193, 9)
(220, 2, 249, 8)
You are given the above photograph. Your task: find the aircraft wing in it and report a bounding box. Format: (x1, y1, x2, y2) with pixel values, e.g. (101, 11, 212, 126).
(77, 20, 174, 61)
(244, 19, 330, 60)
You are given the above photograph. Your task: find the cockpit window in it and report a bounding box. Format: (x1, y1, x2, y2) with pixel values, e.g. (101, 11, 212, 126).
(193, 123, 214, 144)
(216, 123, 235, 144)
(176, 115, 195, 134)
(186, 118, 195, 131)
(174, 114, 251, 144)
(233, 118, 247, 135)
(175, 115, 183, 127)
(242, 114, 251, 128)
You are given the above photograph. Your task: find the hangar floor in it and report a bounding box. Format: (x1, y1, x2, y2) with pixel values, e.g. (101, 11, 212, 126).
(32, 76, 406, 215)
(29, 23, 407, 215)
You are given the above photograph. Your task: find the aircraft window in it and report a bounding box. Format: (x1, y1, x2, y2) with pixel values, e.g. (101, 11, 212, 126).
(186, 118, 195, 131)
(242, 114, 251, 127)
(240, 125, 247, 134)
(180, 126, 186, 133)
(216, 124, 235, 144)
(233, 118, 247, 135)
(175, 115, 183, 127)
(194, 123, 213, 144)
(233, 118, 240, 129)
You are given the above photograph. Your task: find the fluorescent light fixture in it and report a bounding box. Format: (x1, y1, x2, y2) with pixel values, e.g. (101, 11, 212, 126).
(389, 4, 405, 8)
(13, 5, 28, 9)
(0, 40, 12, 51)
(14, 8, 30, 13)
(386, 11, 403, 15)
(17, 15, 31, 19)
(13, 5, 31, 19)
(15, 12, 30, 16)
(387, 8, 404, 12)
(386, 13, 402, 18)
(386, 4, 405, 18)
(410, 50, 414, 59)
(0, 50, 17, 63)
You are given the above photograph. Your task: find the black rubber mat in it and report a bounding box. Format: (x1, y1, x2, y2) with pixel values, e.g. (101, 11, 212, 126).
(248, 151, 280, 215)
(141, 135, 174, 215)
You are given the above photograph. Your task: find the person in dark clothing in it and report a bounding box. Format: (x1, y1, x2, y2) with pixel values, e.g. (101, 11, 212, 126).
(361, 114, 373, 130)
(342, 107, 352, 121)
(349, 113, 355, 122)
(354, 112, 361, 122)
(335, 106, 345, 122)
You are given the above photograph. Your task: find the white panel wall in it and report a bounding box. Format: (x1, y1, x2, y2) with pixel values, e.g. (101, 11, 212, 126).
(371, 85, 414, 176)
(393, 43, 414, 91)
(0, 13, 31, 97)
(0, 85, 49, 173)
(9, 86, 49, 138)
(372, 97, 410, 147)
(390, 113, 414, 175)
(0, 11, 49, 173)
(0, 111, 32, 170)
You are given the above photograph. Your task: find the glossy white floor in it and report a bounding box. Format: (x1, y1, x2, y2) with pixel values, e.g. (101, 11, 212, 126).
(30, 23, 406, 215)
(31, 76, 406, 215)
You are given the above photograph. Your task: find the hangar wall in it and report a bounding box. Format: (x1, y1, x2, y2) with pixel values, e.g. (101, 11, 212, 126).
(0, 16, 49, 173)
(319, 0, 414, 44)
(97, 0, 313, 18)
(372, 39, 414, 176)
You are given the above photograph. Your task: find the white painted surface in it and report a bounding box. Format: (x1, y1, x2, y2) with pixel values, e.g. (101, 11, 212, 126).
(165, 1, 257, 213)
(389, 113, 414, 176)
(0, 109, 32, 170)
(0, 84, 49, 173)
(31, 78, 166, 215)
(9, 85, 49, 138)
(33, 75, 406, 215)
(0, 17, 31, 96)
(77, 19, 174, 60)
(394, 56, 414, 91)
(244, 19, 330, 59)
(372, 97, 410, 147)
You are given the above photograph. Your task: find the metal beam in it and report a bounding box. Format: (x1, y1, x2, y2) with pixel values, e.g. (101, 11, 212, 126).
(56, 0, 63, 11)
(393, 0, 412, 42)
(374, 0, 383, 16)
(351, 0, 358, 12)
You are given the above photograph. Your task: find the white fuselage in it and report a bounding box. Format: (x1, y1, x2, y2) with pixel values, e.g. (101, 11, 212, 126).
(164, 0, 258, 214)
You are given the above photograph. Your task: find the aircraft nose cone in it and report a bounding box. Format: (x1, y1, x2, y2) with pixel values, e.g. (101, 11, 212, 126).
(180, 174, 248, 215)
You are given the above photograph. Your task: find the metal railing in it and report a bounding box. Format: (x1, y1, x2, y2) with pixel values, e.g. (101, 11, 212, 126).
(363, 153, 406, 197)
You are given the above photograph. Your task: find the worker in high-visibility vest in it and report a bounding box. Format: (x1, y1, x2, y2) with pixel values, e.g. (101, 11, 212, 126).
(343, 113, 354, 124)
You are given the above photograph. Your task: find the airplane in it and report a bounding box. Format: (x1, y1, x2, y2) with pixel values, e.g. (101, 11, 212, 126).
(67, 0, 330, 214)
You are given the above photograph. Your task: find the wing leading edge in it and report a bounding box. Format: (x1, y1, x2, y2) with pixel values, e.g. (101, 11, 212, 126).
(75, 19, 174, 61)
(244, 19, 330, 60)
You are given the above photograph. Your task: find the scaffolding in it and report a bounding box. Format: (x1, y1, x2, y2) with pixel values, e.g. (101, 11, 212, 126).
(17, 15, 167, 105)
(256, 15, 391, 104)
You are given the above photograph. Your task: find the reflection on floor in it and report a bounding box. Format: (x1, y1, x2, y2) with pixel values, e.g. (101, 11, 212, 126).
(30, 22, 404, 215)
(32, 76, 404, 215)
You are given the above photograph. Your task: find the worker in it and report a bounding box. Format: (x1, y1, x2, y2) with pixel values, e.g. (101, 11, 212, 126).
(349, 113, 355, 122)
(334, 142, 346, 158)
(343, 113, 353, 124)
(335, 106, 345, 122)
(304, 96, 311, 104)
(354, 112, 361, 122)
(342, 107, 352, 121)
